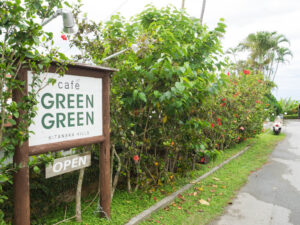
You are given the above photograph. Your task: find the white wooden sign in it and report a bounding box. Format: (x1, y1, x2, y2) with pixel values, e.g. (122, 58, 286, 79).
(28, 72, 102, 147)
(46, 152, 91, 178)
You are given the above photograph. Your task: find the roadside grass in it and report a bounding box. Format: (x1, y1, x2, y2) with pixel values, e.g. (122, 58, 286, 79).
(42, 132, 285, 225)
(140, 132, 285, 225)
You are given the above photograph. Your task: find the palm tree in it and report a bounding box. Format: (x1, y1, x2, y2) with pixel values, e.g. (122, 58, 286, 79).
(238, 31, 292, 80)
(272, 46, 292, 81)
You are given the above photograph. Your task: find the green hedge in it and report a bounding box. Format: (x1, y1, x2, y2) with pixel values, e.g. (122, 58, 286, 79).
(284, 114, 299, 119)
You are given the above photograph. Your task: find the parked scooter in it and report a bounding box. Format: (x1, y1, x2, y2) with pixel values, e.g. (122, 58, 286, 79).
(273, 116, 282, 135)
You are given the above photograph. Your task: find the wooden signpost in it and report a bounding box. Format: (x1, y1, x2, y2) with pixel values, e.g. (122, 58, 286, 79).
(13, 62, 116, 225)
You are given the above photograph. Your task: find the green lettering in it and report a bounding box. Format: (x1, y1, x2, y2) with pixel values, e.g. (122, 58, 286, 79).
(77, 112, 84, 126)
(41, 113, 54, 129)
(86, 95, 94, 108)
(77, 94, 84, 108)
(56, 93, 65, 109)
(86, 112, 94, 125)
(56, 113, 66, 128)
(68, 94, 75, 108)
(68, 112, 75, 127)
(41, 93, 54, 109)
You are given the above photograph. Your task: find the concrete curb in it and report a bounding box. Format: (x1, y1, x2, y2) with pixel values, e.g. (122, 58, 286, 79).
(124, 145, 252, 225)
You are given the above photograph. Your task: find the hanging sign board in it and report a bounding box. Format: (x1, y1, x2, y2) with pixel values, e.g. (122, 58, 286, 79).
(45, 152, 91, 178)
(28, 72, 103, 147)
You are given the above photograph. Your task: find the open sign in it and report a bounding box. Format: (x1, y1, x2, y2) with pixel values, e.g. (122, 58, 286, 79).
(45, 152, 91, 178)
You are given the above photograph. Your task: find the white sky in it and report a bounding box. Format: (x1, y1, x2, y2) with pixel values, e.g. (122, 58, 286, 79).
(45, 0, 300, 100)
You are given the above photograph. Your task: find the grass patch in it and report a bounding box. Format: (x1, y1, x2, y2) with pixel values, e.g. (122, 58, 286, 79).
(42, 132, 285, 225)
(140, 132, 285, 225)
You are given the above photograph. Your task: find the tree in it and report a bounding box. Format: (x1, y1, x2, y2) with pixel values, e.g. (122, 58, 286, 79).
(71, 4, 227, 193)
(238, 31, 292, 80)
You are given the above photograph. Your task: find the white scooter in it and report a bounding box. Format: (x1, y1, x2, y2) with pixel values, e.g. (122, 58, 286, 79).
(273, 116, 282, 135)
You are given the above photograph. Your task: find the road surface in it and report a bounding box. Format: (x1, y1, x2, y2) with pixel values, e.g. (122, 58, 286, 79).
(211, 119, 300, 225)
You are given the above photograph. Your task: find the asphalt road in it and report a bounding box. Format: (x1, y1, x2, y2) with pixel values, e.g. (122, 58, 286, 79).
(211, 119, 300, 225)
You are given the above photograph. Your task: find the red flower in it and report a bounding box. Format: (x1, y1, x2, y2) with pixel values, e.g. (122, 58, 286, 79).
(222, 98, 226, 102)
(133, 155, 139, 162)
(211, 123, 215, 128)
(218, 122, 222, 126)
(200, 157, 205, 163)
(258, 79, 261, 83)
(243, 70, 250, 75)
(237, 136, 240, 140)
(227, 72, 230, 76)
(61, 34, 67, 41)
(217, 118, 221, 122)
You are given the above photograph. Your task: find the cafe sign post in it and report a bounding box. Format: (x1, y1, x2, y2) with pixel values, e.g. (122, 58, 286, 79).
(13, 63, 116, 225)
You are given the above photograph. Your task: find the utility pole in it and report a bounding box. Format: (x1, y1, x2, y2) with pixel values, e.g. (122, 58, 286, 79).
(200, 0, 206, 24)
(181, 0, 185, 9)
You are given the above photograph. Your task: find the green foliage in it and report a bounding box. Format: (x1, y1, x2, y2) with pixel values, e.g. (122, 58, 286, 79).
(284, 114, 298, 119)
(71, 4, 229, 192)
(278, 97, 299, 115)
(265, 93, 282, 116)
(200, 72, 271, 151)
(0, 0, 72, 220)
(1, 3, 276, 222)
(70, 4, 271, 198)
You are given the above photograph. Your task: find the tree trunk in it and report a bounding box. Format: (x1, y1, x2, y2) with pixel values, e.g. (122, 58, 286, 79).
(192, 154, 196, 170)
(110, 144, 115, 194)
(273, 61, 280, 81)
(181, 0, 185, 9)
(200, 0, 206, 24)
(111, 146, 121, 198)
(170, 152, 179, 173)
(127, 166, 132, 193)
(75, 168, 85, 222)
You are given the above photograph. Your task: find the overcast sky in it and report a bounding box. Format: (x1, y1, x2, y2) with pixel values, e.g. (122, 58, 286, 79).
(46, 0, 300, 100)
